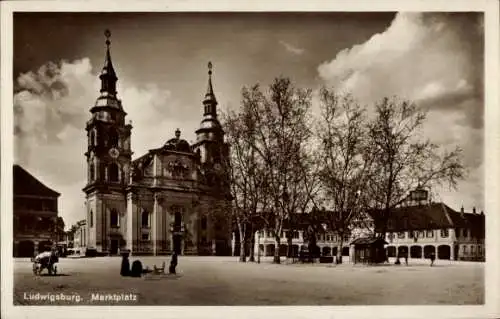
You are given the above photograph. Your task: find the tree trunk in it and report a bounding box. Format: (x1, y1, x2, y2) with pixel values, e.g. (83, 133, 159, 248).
(239, 239, 246, 262)
(286, 235, 293, 259)
(274, 236, 281, 264)
(336, 236, 344, 264)
(238, 223, 247, 262)
(249, 231, 256, 262)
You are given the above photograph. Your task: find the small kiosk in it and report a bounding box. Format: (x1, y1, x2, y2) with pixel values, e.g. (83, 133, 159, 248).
(350, 237, 388, 264)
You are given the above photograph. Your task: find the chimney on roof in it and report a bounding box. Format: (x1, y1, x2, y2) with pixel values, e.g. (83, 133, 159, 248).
(460, 205, 464, 216)
(480, 210, 484, 215)
(473, 207, 477, 214)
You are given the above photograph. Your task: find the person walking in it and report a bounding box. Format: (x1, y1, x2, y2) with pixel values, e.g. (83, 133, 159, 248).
(430, 252, 436, 267)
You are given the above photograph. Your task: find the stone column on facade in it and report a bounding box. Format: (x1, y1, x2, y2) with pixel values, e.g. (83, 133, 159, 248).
(126, 192, 134, 253)
(349, 245, 355, 263)
(449, 228, 456, 261)
(253, 231, 258, 258)
(170, 232, 173, 253)
(421, 245, 425, 259)
(153, 154, 157, 187)
(152, 193, 158, 256)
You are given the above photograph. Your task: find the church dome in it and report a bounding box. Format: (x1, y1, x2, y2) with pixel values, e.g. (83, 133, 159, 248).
(163, 128, 191, 153)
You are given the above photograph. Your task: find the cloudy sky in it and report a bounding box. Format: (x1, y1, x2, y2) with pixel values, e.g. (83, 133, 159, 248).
(12, 12, 484, 229)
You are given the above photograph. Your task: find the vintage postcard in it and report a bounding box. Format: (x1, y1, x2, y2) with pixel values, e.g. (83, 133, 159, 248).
(1, 1, 499, 319)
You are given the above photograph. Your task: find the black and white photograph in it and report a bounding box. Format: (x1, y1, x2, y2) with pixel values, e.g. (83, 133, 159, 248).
(1, 1, 499, 318)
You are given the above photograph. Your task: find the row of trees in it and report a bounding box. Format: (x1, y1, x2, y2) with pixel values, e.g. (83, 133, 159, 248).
(222, 77, 465, 264)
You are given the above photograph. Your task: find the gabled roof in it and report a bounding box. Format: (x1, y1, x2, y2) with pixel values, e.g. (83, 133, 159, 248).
(13, 165, 60, 197)
(369, 202, 484, 232)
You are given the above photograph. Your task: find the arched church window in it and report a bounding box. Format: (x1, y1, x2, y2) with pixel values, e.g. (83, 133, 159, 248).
(109, 163, 119, 182)
(108, 128, 119, 148)
(110, 209, 119, 227)
(90, 210, 93, 227)
(142, 211, 150, 228)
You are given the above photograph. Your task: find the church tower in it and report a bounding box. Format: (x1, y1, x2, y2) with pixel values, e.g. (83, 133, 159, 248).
(83, 30, 132, 254)
(193, 62, 228, 173)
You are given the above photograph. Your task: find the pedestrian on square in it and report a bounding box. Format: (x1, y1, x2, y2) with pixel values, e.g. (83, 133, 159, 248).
(404, 253, 408, 266)
(131, 260, 143, 277)
(169, 251, 178, 274)
(120, 250, 130, 276)
(430, 252, 436, 267)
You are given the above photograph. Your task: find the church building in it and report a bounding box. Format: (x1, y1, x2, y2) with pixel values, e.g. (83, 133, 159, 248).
(83, 30, 232, 256)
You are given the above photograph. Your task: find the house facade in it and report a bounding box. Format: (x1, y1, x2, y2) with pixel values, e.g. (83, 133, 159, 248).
(83, 31, 232, 256)
(13, 165, 60, 257)
(236, 190, 484, 262)
(378, 204, 485, 261)
(233, 211, 375, 259)
(73, 219, 88, 254)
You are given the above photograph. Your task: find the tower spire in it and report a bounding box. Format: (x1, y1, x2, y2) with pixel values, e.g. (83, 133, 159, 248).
(99, 29, 118, 96)
(203, 61, 217, 113)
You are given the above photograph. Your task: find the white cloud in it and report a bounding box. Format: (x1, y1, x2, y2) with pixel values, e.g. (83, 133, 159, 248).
(317, 12, 484, 211)
(14, 58, 199, 229)
(279, 40, 305, 55)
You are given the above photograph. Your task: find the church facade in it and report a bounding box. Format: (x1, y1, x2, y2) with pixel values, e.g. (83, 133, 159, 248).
(83, 31, 232, 256)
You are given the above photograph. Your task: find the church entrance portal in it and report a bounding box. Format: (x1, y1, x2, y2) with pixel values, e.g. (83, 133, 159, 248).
(110, 239, 119, 255)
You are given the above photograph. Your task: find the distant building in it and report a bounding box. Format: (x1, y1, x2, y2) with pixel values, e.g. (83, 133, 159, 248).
(234, 211, 372, 259)
(250, 228, 359, 258)
(82, 31, 232, 256)
(13, 165, 60, 257)
(239, 189, 484, 263)
(72, 219, 87, 254)
(372, 203, 485, 261)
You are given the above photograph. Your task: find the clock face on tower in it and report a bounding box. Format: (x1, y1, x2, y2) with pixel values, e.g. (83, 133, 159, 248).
(109, 147, 120, 159)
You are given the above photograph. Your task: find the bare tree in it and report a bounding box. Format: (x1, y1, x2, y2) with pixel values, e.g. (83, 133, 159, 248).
(222, 104, 268, 262)
(244, 77, 313, 264)
(316, 87, 373, 264)
(366, 97, 466, 238)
